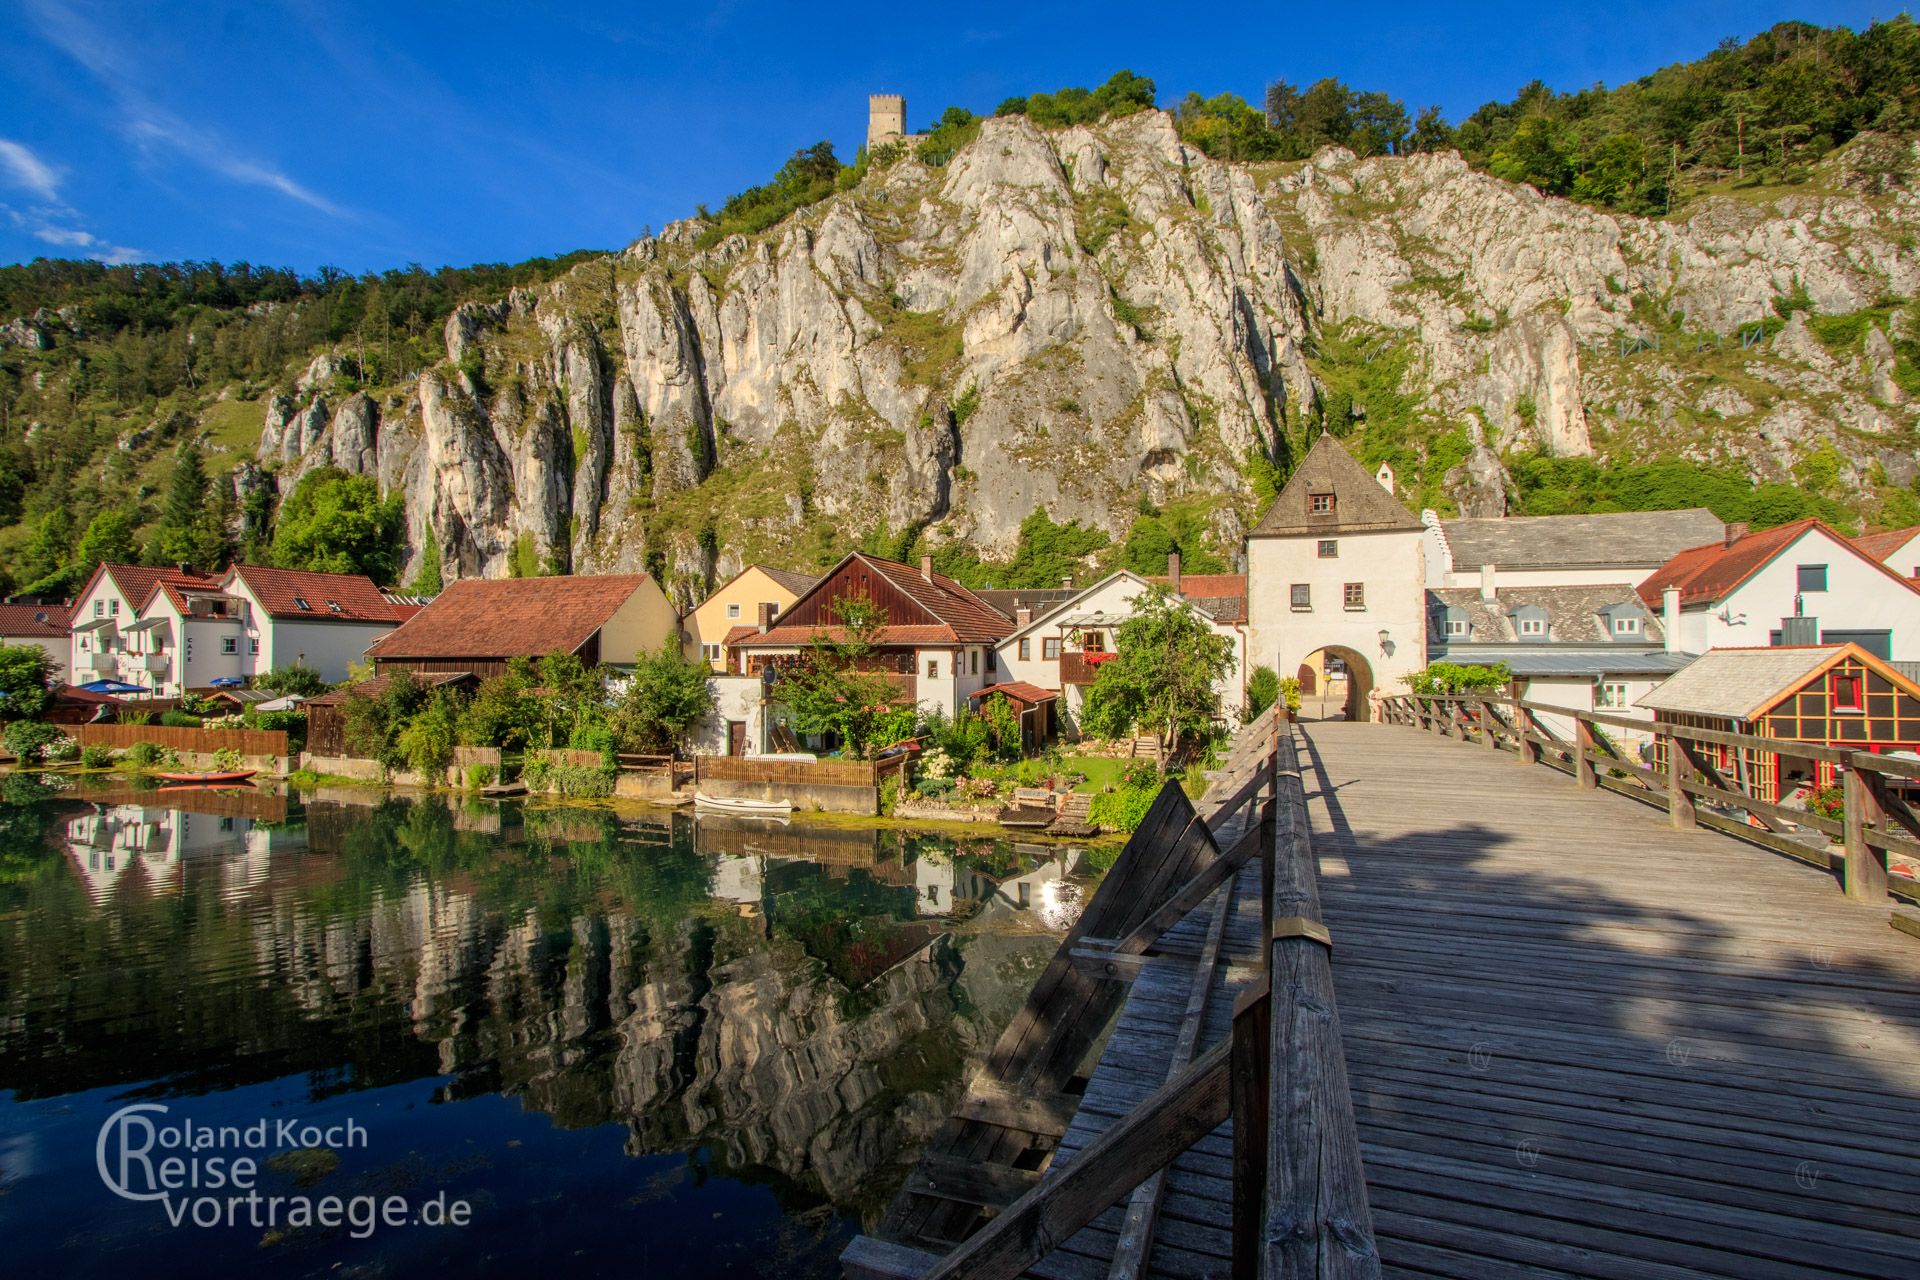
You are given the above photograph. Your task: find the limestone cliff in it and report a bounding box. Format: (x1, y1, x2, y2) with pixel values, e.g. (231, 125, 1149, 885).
(253, 113, 1920, 598)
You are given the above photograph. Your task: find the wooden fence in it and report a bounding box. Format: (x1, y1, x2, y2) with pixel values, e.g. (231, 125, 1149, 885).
(843, 710, 1379, 1279)
(1378, 688, 1920, 906)
(67, 722, 290, 759)
(694, 753, 907, 787)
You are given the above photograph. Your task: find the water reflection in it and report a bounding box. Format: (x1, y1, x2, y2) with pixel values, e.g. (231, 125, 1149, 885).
(0, 781, 1084, 1277)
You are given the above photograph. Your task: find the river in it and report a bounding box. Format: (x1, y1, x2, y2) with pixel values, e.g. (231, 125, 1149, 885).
(0, 773, 1084, 1277)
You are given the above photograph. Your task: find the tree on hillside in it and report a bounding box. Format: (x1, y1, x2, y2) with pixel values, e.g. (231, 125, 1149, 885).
(75, 508, 138, 578)
(1079, 587, 1232, 767)
(611, 639, 716, 755)
(269, 467, 404, 583)
(774, 596, 916, 757)
(145, 442, 224, 567)
(17, 508, 73, 594)
(1005, 509, 1109, 588)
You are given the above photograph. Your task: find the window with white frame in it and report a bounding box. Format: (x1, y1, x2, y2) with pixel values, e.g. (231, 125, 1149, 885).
(701, 643, 722, 662)
(1343, 582, 1365, 611)
(222, 637, 237, 654)
(1518, 616, 1546, 637)
(1611, 614, 1641, 636)
(1595, 681, 1628, 709)
(110, 599, 119, 616)
(94, 601, 105, 618)
(1444, 617, 1469, 638)
(249, 638, 260, 654)
(1290, 584, 1311, 611)
(927, 659, 940, 680)
(726, 603, 741, 619)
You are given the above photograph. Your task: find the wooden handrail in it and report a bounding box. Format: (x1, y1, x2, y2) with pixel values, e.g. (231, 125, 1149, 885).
(1377, 692, 1920, 908)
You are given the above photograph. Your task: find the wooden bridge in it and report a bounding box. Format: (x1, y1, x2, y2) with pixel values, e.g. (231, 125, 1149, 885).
(844, 702, 1920, 1279)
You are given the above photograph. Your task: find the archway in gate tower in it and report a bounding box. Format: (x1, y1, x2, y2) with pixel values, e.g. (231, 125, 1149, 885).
(1295, 645, 1373, 722)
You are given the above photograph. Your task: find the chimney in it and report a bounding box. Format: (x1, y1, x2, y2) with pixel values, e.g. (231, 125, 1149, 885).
(1061, 576, 1073, 590)
(1662, 587, 1681, 653)
(920, 554, 933, 582)
(1015, 606, 1032, 626)
(1724, 522, 1749, 548)
(1167, 552, 1182, 595)
(757, 602, 775, 633)
(177, 562, 192, 575)
(1479, 562, 1497, 603)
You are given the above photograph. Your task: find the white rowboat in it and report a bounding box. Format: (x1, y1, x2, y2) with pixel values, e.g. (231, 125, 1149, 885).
(694, 792, 794, 820)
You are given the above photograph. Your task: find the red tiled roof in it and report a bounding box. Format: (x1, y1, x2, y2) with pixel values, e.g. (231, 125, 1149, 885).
(861, 555, 1015, 642)
(365, 575, 656, 660)
(227, 564, 404, 623)
(93, 562, 220, 610)
(1148, 573, 1247, 600)
(967, 680, 1060, 705)
(1639, 520, 1920, 608)
(1853, 525, 1920, 563)
(0, 602, 70, 637)
(721, 625, 759, 645)
(733, 623, 964, 648)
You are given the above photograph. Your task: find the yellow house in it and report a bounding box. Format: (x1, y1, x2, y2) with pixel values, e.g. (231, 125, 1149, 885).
(684, 565, 817, 672)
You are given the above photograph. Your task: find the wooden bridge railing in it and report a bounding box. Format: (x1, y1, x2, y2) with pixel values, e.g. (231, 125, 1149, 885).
(843, 709, 1379, 1280)
(1377, 688, 1920, 908)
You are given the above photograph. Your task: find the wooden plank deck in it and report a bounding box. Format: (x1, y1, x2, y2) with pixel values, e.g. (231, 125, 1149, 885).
(1305, 721, 1920, 1280)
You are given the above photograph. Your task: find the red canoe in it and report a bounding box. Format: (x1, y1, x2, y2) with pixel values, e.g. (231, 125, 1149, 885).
(152, 770, 258, 786)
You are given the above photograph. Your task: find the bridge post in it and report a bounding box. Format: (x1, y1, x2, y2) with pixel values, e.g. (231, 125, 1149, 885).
(1666, 734, 1695, 830)
(1230, 980, 1270, 1280)
(1478, 699, 1497, 751)
(1509, 682, 1536, 766)
(1451, 701, 1467, 742)
(1842, 761, 1888, 903)
(1574, 717, 1596, 789)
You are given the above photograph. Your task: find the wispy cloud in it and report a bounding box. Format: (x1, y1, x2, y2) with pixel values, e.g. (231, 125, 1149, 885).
(4, 203, 144, 263)
(0, 139, 63, 202)
(24, 0, 349, 219)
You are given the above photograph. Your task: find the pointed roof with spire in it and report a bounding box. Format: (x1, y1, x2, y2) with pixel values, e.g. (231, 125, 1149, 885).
(1248, 433, 1423, 538)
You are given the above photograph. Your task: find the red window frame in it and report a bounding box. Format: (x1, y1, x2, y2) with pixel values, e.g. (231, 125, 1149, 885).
(1830, 671, 1863, 713)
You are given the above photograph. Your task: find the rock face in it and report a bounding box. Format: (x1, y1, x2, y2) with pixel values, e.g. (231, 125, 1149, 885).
(251, 119, 1920, 593)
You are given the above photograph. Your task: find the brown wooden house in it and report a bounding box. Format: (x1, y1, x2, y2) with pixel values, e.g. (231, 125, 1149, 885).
(361, 574, 677, 680)
(1638, 643, 1920, 803)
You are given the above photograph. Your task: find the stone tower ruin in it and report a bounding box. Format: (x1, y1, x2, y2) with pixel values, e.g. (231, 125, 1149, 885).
(867, 94, 907, 149)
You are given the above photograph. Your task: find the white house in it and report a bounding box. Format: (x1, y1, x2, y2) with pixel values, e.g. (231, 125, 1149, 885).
(1638, 519, 1920, 662)
(1425, 508, 1726, 590)
(1245, 433, 1427, 720)
(723, 552, 1013, 753)
(70, 561, 409, 696)
(994, 561, 1249, 730)
(0, 600, 72, 686)
(1854, 525, 1920, 582)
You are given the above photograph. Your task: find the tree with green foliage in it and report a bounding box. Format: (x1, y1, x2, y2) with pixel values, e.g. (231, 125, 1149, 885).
(269, 467, 405, 583)
(978, 693, 1022, 762)
(0, 644, 54, 720)
(1243, 665, 1281, 721)
(256, 664, 331, 697)
(145, 441, 228, 569)
(1005, 508, 1109, 588)
(611, 638, 717, 755)
(1079, 586, 1233, 766)
(774, 596, 917, 757)
(74, 508, 138, 577)
(1404, 661, 1512, 695)
(407, 536, 443, 595)
(458, 663, 545, 751)
(17, 508, 74, 594)
(1119, 503, 1229, 576)
(997, 70, 1157, 127)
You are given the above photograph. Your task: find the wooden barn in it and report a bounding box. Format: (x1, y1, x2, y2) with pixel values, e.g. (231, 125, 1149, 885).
(1637, 643, 1920, 804)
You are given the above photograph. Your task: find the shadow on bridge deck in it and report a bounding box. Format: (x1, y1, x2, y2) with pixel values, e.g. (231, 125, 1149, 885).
(1302, 720, 1920, 1279)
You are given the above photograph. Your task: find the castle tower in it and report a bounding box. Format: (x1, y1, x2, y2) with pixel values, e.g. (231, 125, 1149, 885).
(868, 94, 907, 149)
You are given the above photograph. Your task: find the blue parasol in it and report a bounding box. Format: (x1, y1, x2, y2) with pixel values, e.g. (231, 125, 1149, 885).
(77, 679, 150, 695)
(208, 677, 246, 687)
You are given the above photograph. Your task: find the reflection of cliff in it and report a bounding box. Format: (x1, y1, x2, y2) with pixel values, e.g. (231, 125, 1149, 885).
(3, 795, 1066, 1210)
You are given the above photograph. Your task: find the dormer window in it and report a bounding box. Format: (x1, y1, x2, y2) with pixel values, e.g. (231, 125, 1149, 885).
(1519, 617, 1546, 637)
(1611, 614, 1640, 636)
(1310, 493, 1336, 515)
(1510, 604, 1549, 639)
(1445, 617, 1469, 638)
(294, 597, 312, 611)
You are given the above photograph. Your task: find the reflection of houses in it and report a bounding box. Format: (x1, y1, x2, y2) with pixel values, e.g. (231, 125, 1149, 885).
(365, 573, 678, 680)
(1638, 643, 1920, 804)
(911, 848, 1081, 920)
(1245, 434, 1427, 720)
(62, 803, 290, 900)
(994, 560, 1247, 730)
(1639, 519, 1920, 661)
(721, 553, 1013, 752)
(1428, 584, 1692, 740)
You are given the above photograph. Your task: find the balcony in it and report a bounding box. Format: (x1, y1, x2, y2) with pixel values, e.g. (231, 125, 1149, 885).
(83, 650, 116, 672)
(1059, 650, 1117, 686)
(130, 653, 171, 674)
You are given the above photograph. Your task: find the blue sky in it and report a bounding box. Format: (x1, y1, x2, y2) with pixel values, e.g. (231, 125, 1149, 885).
(0, 2, 1893, 274)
